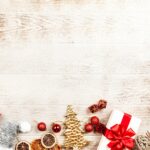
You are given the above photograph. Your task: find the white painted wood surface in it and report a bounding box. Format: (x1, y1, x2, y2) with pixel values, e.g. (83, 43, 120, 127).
(0, 0, 150, 149)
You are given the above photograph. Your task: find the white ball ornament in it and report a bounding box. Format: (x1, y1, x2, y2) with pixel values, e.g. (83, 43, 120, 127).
(18, 121, 31, 133)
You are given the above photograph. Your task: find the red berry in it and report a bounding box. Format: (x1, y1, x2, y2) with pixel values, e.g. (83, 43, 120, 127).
(37, 122, 46, 131)
(91, 116, 100, 125)
(95, 123, 106, 134)
(52, 123, 61, 133)
(84, 123, 93, 133)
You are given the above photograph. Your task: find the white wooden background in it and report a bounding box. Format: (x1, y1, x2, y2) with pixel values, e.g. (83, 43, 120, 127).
(0, 0, 150, 149)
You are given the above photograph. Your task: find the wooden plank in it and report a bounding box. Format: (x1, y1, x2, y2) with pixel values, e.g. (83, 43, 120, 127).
(0, 1, 149, 149)
(0, 75, 149, 105)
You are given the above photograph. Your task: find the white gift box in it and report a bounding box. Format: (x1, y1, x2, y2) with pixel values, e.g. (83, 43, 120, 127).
(97, 109, 141, 150)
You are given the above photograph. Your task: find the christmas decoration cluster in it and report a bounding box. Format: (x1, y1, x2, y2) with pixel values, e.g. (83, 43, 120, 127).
(0, 98, 149, 150)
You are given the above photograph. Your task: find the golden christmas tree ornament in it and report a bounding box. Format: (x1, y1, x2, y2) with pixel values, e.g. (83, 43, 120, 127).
(73, 145, 80, 150)
(64, 105, 88, 150)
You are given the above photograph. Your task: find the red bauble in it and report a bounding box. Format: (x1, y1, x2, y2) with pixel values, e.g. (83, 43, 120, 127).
(84, 123, 93, 133)
(37, 122, 47, 131)
(52, 123, 61, 133)
(94, 124, 100, 132)
(95, 123, 106, 134)
(90, 116, 100, 125)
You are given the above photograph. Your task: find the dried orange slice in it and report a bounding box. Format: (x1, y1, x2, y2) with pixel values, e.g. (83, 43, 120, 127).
(15, 141, 31, 150)
(41, 133, 56, 148)
(31, 139, 62, 150)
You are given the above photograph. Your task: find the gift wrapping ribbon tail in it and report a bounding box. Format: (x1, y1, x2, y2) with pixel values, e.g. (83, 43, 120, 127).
(105, 113, 136, 150)
(121, 113, 131, 131)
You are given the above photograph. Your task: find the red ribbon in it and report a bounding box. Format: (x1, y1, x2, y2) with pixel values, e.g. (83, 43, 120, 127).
(105, 113, 136, 150)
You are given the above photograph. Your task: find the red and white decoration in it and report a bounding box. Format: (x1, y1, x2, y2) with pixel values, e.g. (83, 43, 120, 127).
(97, 109, 141, 150)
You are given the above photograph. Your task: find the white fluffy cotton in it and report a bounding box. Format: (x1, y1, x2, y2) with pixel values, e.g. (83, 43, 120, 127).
(18, 121, 31, 133)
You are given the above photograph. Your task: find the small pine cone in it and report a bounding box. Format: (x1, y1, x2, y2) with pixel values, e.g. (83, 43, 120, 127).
(98, 100, 107, 109)
(88, 104, 99, 113)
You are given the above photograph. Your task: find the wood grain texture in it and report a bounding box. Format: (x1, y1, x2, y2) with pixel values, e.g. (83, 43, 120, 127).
(0, 0, 150, 149)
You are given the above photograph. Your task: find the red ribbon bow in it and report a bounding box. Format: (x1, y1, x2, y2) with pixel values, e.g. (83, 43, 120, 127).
(105, 113, 136, 150)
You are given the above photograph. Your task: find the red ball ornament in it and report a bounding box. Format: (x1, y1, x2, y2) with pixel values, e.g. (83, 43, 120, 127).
(90, 116, 100, 125)
(84, 123, 93, 133)
(52, 123, 61, 133)
(37, 122, 47, 131)
(95, 123, 106, 134)
(94, 124, 100, 132)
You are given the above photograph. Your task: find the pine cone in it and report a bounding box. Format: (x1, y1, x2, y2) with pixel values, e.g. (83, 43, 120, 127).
(98, 100, 107, 109)
(88, 104, 99, 113)
(135, 135, 150, 150)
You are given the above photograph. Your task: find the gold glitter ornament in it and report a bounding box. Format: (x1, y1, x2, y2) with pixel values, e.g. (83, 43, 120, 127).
(64, 105, 88, 150)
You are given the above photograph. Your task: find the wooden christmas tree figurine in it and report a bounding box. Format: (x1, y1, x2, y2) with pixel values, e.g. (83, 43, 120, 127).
(64, 105, 88, 150)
